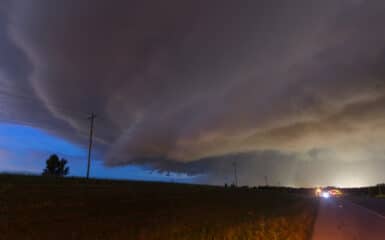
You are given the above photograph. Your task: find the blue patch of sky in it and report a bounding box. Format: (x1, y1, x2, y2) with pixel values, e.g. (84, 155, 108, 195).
(0, 123, 195, 183)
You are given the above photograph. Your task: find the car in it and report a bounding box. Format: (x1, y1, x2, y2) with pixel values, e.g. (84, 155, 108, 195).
(328, 189, 343, 197)
(315, 187, 343, 198)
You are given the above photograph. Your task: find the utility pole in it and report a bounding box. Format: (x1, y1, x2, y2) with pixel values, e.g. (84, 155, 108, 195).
(232, 161, 238, 187)
(264, 175, 268, 186)
(86, 113, 96, 179)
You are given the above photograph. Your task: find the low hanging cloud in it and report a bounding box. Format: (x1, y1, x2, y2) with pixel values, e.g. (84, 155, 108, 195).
(1, 0, 385, 186)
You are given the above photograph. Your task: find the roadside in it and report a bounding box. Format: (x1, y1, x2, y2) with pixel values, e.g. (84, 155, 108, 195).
(347, 196, 385, 216)
(312, 197, 385, 240)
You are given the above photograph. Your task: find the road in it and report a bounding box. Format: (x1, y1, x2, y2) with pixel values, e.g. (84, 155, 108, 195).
(348, 196, 385, 216)
(312, 197, 385, 240)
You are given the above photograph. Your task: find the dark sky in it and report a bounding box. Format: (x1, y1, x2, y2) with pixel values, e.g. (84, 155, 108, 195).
(1, 0, 385, 187)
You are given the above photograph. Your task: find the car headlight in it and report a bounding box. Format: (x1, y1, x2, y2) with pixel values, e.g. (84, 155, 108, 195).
(321, 191, 330, 198)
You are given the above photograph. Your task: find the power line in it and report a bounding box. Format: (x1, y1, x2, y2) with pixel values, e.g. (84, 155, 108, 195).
(0, 86, 128, 148)
(0, 108, 117, 148)
(0, 85, 133, 132)
(0, 89, 90, 118)
(0, 88, 114, 127)
(0, 86, 112, 123)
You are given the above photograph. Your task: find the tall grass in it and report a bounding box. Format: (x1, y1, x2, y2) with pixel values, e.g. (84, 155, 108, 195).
(1, 174, 317, 240)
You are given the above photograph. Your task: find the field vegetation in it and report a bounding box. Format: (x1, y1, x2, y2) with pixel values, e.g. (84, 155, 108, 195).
(0, 174, 318, 240)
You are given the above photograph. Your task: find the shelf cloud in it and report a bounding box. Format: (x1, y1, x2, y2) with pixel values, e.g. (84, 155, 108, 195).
(2, 0, 385, 186)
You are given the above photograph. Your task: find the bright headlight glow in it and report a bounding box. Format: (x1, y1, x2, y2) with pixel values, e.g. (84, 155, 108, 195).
(321, 191, 330, 198)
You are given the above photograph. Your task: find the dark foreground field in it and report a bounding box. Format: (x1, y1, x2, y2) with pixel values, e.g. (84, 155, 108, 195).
(0, 175, 317, 240)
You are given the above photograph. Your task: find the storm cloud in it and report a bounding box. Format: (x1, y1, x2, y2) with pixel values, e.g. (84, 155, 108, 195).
(1, 0, 385, 186)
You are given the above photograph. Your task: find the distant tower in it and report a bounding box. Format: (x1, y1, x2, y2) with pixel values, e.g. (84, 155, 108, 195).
(264, 176, 268, 186)
(232, 161, 238, 187)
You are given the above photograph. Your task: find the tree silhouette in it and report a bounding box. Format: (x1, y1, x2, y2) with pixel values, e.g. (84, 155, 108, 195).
(42, 154, 69, 177)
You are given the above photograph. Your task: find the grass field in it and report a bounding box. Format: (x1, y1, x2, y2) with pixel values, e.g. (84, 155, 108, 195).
(0, 174, 318, 240)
